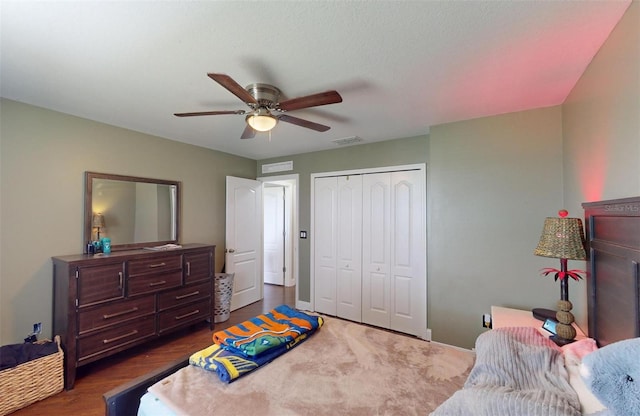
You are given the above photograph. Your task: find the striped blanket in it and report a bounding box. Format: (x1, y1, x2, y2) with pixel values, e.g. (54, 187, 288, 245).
(190, 305, 323, 382)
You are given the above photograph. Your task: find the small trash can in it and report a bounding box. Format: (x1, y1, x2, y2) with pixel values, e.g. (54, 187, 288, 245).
(214, 273, 235, 323)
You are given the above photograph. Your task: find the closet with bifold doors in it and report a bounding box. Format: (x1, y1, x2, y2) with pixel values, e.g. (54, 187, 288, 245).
(313, 166, 427, 338)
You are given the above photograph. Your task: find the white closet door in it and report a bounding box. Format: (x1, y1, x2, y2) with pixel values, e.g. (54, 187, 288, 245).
(314, 177, 338, 315)
(336, 175, 362, 322)
(389, 170, 426, 338)
(362, 173, 391, 328)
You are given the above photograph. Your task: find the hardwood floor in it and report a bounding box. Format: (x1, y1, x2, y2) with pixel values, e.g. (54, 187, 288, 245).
(10, 284, 295, 416)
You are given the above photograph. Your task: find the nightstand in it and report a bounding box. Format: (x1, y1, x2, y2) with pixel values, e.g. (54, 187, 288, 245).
(491, 306, 586, 341)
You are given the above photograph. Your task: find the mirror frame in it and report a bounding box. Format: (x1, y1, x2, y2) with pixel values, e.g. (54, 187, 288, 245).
(84, 171, 181, 251)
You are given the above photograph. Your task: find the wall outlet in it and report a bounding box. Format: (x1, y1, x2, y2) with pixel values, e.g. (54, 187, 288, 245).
(483, 313, 492, 329)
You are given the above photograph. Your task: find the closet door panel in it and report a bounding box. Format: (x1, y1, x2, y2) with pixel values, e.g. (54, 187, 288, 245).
(336, 176, 362, 322)
(362, 173, 391, 328)
(314, 178, 338, 315)
(390, 170, 427, 337)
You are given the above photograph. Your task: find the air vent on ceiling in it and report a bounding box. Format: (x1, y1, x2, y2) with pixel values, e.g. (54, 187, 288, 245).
(332, 136, 363, 146)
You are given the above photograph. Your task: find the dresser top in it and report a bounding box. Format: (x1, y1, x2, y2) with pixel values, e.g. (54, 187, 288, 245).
(52, 243, 214, 263)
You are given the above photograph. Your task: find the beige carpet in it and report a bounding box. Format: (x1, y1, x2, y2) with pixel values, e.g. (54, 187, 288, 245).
(149, 316, 475, 416)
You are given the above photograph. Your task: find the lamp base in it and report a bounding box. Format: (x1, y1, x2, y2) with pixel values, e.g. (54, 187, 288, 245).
(532, 308, 557, 322)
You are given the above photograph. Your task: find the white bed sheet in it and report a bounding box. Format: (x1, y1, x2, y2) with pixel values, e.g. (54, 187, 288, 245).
(138, 391, 176, 416)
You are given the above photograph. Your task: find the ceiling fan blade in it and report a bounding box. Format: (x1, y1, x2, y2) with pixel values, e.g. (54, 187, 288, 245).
(278, 114, 330, 132)
(240, 124, 256, 140)
(278, 90, 342, 112)
(207, 73, 258, 105)
(174, 110, 244, 117)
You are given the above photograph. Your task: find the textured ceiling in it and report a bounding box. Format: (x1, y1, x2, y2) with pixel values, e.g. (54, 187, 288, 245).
(0, 1, 631, 160)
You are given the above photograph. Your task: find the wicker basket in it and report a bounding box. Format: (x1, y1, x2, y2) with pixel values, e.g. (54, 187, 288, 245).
(0, 335, 64, 416)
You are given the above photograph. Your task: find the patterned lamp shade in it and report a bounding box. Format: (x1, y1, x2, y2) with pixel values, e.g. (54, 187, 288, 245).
(534, 217, 586, 260)
(92, 213, 105, 228)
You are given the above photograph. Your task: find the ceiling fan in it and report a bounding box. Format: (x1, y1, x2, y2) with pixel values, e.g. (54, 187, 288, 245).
(174, 73, 343, 139)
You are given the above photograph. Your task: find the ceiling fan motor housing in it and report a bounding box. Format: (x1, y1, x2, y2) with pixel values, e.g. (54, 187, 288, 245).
(245, 83, 281, 109)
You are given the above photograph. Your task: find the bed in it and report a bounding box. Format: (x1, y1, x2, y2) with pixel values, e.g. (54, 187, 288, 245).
(104, 196, 640, 416)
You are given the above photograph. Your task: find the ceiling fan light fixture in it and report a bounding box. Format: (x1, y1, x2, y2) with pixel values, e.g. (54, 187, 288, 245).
(246, 108, 277, 132)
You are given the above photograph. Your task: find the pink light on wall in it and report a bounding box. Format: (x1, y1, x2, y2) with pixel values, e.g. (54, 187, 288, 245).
(575, 123, 609, 203)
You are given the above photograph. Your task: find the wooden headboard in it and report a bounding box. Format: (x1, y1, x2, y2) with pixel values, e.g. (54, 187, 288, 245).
(582, 196, 640, 346)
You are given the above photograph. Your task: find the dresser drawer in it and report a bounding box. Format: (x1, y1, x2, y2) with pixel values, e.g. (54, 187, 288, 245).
(128, 255, 182, 276)
(77, 316, 156, 362)
(184, 251, 211, 284)
(128, 270, 182, 296)
(158, 299, 210, 334)
(158, 281, 210, 311)
(77, 262, 125, 307)
(78, 296, 155, 335)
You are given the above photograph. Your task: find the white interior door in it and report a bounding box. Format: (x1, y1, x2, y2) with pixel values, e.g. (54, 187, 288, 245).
(336, 175, 362, 322)
(226, 176, 263, 311)
(313, 177, 338, 315)
(264, 185, 285, 285)
(389, 170, 426, 337)
(362, 170, 426, 337)
(362, 173, 391, 328)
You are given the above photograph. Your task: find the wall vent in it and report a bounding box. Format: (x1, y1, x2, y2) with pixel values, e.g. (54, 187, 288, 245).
(332, 136, 363, 146)
(262, 161, 293, 174)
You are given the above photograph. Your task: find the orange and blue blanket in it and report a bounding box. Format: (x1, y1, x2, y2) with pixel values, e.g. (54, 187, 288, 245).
(189, 305, 323, 382)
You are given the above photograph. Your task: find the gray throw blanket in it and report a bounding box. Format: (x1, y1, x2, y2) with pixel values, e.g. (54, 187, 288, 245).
(431, 327, 581, 416)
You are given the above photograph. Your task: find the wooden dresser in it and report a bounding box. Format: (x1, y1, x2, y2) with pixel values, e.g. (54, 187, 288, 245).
(52, 243, 215, 389)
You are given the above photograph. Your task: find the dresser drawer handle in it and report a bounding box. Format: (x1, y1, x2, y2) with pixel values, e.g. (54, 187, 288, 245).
(103, 307, 139, 320)
(175, 310, 200, 320)
(148, 280, 167, 287)
(175, 290, 200, 300)
(186, 261, 191, 276)
(148, 262, 167, 268)
(118, 272, 123, 289)
(103, 330, 138, 344)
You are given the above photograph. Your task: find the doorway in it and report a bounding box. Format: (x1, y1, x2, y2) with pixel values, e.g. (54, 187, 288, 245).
(259, 174, 298, 290)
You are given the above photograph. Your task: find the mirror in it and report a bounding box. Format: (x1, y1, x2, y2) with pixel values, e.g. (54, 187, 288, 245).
(84, 172, 180, 251)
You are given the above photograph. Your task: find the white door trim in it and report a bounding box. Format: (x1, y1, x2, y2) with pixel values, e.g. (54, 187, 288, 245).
(258, 174, 300, 300)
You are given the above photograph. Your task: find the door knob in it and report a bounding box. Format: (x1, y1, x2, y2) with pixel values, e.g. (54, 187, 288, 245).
(226, 248, 236, 253)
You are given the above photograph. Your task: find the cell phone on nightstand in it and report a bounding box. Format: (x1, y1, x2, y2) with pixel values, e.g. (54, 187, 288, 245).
(542, 318, 558, 335)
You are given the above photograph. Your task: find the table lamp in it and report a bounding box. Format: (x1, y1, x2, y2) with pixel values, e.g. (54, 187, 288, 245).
(92, 213, 105, 240)
(533, 209, 586, 345)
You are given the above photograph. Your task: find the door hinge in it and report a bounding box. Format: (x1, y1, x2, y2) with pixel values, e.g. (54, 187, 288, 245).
(283, 266, 286, 272)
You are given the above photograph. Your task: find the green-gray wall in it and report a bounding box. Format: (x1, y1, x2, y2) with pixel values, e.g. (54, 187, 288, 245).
(0, 99, 256, 344)
(260, 107, 566, 348)
(562, 1, 640, 330)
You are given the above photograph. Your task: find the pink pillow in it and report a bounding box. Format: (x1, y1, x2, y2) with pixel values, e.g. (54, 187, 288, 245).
(562, 338, 598, 361)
